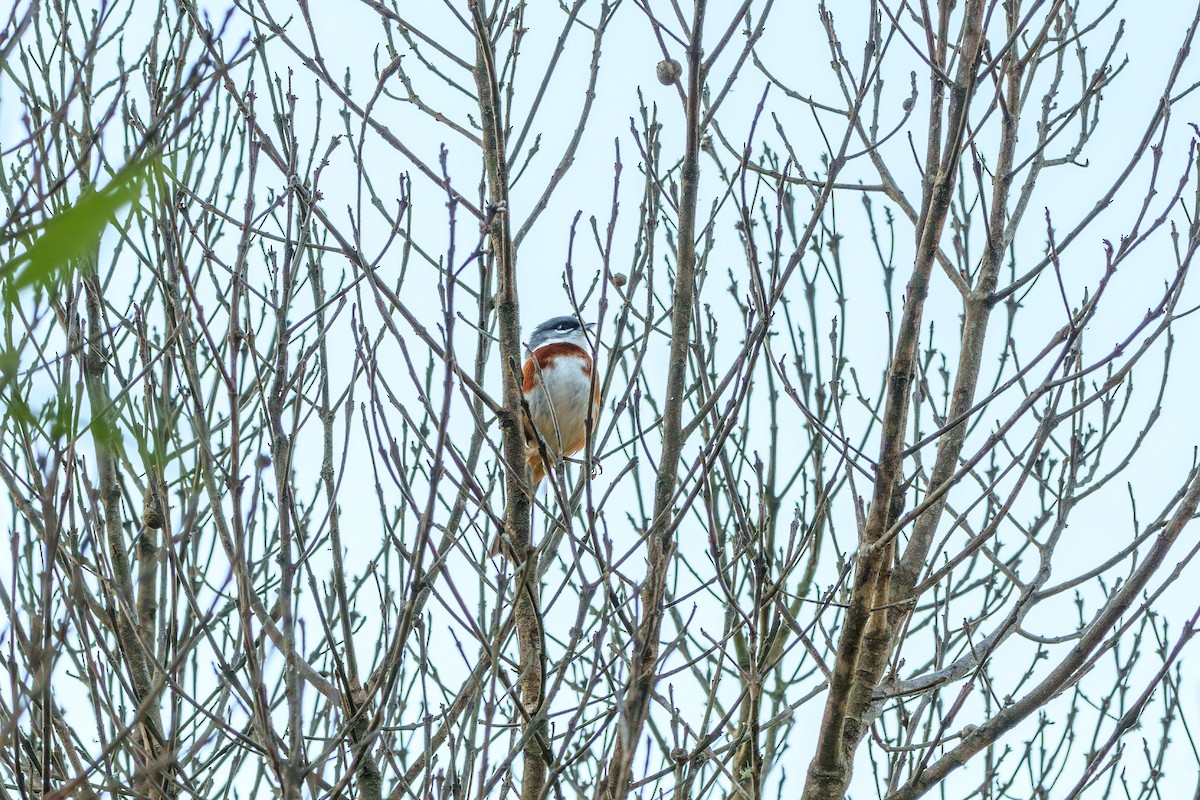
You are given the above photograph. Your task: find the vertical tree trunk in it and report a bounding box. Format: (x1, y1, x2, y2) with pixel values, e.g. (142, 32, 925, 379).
(597, 5, 707, 799)
(801, 4, 987, 798)
(471, 5, 546, 799)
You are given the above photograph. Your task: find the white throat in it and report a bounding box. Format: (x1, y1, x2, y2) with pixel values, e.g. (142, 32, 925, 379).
(530, 329, 588, 351)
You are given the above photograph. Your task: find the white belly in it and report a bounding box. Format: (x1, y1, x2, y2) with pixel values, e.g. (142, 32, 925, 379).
(527, 359, 592, 455)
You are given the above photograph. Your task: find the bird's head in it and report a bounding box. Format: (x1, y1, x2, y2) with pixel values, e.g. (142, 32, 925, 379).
(528, 315, 594, 351)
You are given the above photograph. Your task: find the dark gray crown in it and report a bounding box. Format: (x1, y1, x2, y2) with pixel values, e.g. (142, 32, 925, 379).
(529, 316, 585, 349)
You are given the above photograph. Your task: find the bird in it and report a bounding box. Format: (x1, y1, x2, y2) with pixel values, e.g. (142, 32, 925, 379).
(521, 315, 600, 488)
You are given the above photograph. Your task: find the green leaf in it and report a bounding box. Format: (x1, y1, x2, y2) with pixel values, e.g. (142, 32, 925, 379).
(46, 393, 75, 442)
(0, 349, 17, 391)
(0, 159, 155, 294)
(91, 414, 126, 455)
(3, 396, 35, 428)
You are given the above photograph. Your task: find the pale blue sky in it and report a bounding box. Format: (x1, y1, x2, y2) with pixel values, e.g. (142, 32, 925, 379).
(3, 1, 1200, 797)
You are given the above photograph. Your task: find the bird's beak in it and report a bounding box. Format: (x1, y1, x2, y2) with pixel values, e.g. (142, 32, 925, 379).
(585, 322, 596, 331)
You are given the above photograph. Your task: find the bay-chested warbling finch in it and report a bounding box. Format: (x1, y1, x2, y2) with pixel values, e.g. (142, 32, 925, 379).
(521, 315, 600, 487)
(491, 315, 600, 557)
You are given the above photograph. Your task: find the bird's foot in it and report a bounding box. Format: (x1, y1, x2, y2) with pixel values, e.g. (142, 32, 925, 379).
(564, 455, 602, 478)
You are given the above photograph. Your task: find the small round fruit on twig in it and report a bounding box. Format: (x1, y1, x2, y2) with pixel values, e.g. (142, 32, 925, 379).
(142, 486, 166, 530)
(656, 58, 682, 86)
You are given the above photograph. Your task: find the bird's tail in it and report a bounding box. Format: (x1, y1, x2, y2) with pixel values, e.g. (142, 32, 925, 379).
(528, 450, 547, 486)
